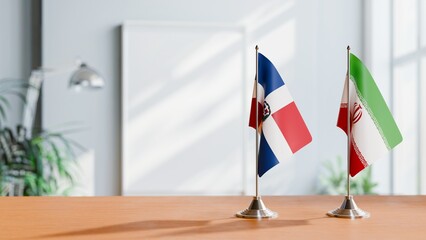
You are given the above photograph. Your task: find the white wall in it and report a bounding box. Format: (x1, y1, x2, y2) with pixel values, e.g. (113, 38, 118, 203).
(0, 0, 32, 127)
(42, 0, 363, 195)
(365, 0, 426, 195)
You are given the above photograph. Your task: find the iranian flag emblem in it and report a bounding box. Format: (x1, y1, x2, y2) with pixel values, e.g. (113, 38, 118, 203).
(337, 53, 403, 177)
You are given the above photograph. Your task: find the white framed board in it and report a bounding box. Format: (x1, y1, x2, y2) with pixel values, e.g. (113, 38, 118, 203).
(121, 21, 248, 195)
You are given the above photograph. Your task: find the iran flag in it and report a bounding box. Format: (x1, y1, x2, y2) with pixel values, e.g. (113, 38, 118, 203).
(249, 53, 312, 177)
(337, 53, 403, 177)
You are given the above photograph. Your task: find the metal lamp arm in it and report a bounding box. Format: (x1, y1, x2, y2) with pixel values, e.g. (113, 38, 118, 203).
(21, 62, 80, 137)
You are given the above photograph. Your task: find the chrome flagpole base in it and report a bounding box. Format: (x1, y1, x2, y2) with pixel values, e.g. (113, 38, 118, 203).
(327, 195, 370, 219)
(236, 196, 278, 219)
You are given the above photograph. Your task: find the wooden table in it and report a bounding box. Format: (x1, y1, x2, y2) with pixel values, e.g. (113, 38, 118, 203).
(1, 196, 425, 239)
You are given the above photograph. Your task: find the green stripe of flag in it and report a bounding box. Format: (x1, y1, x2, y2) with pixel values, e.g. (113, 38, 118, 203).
(350, 53, 402, 149)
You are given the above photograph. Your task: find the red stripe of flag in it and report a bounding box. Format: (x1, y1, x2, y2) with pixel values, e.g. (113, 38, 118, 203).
(249, 98, 263, 129)
(337, 106, 348, 133)
(350, 141, 367, 177)
(272, 102, 312, 153)
(338, 105, 367, 177)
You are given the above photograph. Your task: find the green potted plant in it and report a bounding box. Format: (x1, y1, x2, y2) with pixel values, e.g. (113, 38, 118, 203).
(0, 79, 80, 196)
(317, 156, 378, 195)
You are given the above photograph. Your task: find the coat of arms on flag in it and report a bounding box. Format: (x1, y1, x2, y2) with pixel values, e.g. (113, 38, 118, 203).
(249, 53, 312, 177)
(337, 53, 403, 177)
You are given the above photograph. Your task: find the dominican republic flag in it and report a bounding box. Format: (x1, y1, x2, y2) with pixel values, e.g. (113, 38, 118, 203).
(249, 53, 312, 177)
(337, 53, 402, 177)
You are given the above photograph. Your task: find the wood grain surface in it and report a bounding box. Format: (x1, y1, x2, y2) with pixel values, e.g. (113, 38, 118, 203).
(0, 196, 425, 239)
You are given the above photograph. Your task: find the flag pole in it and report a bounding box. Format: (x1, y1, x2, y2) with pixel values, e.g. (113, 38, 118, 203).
(236, 45, 277, 219)
(326, 46, 369, 219)
(255, 45, 259, 198)
(346, 45, 351, 198)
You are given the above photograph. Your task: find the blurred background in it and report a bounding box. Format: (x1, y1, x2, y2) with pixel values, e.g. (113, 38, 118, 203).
(0, 0, 424, 196)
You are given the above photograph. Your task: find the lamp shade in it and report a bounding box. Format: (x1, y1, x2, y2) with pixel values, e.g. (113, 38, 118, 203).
(69, 63, 104, 90)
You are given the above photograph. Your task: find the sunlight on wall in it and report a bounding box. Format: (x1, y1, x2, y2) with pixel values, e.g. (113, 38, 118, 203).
(259, 20, 295, 67)
(393, 0, 418, 58)
(40, 0, 368, 196)
(120, 0, 363, 196)
(366, 0, 425, 195)
(240, 0, 294, 31)
(123, 24, 245, 195)
(393, 62, 419, 194)
(173, 31, 244, 79)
